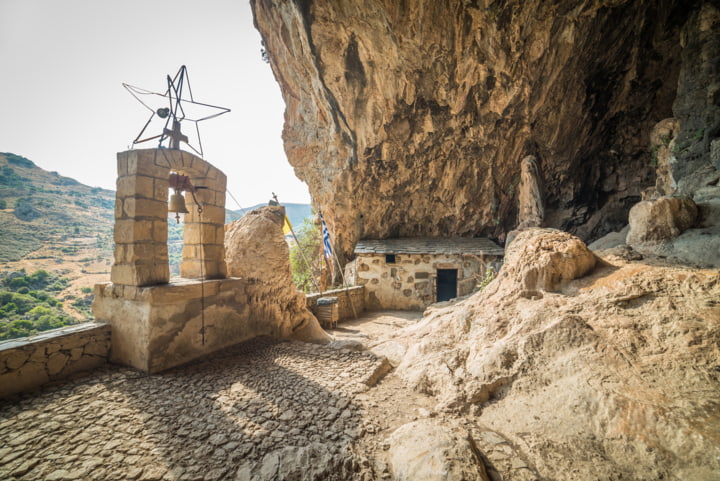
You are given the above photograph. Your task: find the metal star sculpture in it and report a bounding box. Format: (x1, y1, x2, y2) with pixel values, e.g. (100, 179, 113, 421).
(123, 65, 230, 157)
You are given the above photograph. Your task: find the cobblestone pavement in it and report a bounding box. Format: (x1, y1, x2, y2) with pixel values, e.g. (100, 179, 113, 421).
(0, 337, 389, 481)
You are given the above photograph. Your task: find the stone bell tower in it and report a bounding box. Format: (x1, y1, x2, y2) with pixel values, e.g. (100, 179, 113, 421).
(93, 149, 250, 373)
(111, 148, 227, 286)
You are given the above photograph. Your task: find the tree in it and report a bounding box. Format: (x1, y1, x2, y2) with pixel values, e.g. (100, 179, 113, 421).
(289, 217, 323, 292)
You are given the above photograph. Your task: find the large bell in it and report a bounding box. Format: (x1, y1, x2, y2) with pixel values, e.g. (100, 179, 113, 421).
(169, 192, 189, 223)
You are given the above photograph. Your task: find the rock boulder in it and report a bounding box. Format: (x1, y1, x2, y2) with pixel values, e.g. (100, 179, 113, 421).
(498, 228, 596, 294)
(387, 421, 488, 481)
(626, 196, 698, 245)
(394, 232, 720, 479)
(225, 206, 331, 344)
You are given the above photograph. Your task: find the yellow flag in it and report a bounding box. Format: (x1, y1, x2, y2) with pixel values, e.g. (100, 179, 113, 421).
(282, 215, 292, 235)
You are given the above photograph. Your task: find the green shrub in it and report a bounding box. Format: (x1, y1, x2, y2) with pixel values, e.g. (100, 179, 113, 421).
(28, 305, 53, 317)
(0, 269, 82, 340)
(4, 153, 35, 168)
(1, 302, 18, 313)
(30, 269, 49, 283)
(0, 165, 27, 187)
(9, 293, 37, 314)
(14, 198, 41, 221)
(7, 277, 29, 289)
(10, 319, 34, 330)
(29, 290, 49, 301)
(477, 266, 497, 292)
(289, 217, 323, 292)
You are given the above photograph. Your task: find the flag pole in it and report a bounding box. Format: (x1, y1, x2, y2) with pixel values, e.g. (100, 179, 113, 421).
(274, 194, 322, 294)
(320, 211, 358, 320)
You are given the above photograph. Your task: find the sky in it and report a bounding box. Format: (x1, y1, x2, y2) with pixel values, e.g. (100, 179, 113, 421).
(0, 0, 311, 208)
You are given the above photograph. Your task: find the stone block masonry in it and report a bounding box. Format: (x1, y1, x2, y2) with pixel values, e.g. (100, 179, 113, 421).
(355, 252, 502, 310)
(95, 156, 334, 375)
(93, 278, 274, 373)
(0, 323, 110, 398)
(95, 149, 241, 374)
(111, 149, 226, 287)
(306, 286, 365, 321)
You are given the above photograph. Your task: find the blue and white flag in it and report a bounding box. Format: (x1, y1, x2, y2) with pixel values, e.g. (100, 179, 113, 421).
(319, 213, 333, 259)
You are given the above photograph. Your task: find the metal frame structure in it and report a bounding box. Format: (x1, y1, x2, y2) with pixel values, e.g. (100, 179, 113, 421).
(123, 65, 230, 157)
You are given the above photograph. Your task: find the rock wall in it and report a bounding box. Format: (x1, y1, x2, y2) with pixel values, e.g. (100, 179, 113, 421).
(0, 323, 110, 398)
(225, 206, 331, 344)
(251, 0, 714, 259)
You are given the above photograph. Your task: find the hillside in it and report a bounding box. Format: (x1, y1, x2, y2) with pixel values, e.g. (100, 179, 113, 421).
(0, 152, 115, 331)
(0, 153, 115, 264)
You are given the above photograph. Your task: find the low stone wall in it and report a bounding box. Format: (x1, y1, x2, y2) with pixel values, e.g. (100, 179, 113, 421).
(0, 323, 111, 398)
(307, 286, 365, 322)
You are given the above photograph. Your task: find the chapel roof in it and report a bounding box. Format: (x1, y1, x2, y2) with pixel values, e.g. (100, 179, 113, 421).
(354, 237, 504, 256)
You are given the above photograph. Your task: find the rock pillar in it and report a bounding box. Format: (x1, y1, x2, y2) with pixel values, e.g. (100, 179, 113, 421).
(112, 150, 171, 286)
(517, 155, 544, 230)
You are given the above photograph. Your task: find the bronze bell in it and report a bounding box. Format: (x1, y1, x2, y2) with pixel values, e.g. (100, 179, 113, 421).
(169, 192, 189, 223)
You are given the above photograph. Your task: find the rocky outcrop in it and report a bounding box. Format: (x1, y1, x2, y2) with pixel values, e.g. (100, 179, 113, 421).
(648, 118, 682, 197)
(387, 420, 489, 481)
(497, 228, 596, 295)
(626, 195, 698, 244)
(393, 230, 720, 480)
(225, 206, 331, 343)
(621, 195, 720, 267)
(250, 0, 720, 259)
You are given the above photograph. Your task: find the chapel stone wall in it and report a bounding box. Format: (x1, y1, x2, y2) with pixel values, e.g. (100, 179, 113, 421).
(355, 253, 503, 310)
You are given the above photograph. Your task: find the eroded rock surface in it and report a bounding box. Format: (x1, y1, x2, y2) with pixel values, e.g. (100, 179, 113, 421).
(250, 0, 720, 257)
(499, 228, 597, 294)
(394, 230, 720, 480)
(387, 420, 488, 481)
(626, 196, 698, 244)
(225, 206, 331, 343)
(516, 155, 544, 231)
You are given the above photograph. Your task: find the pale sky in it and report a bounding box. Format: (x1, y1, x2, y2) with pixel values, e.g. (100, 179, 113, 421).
(0, 0, 311, 208)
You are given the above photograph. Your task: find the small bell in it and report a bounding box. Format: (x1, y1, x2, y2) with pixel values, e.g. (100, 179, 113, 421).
(169, 192, 189, 223)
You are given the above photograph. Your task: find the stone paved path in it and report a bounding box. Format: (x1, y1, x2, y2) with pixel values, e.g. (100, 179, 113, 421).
(0, 337, 389, 481)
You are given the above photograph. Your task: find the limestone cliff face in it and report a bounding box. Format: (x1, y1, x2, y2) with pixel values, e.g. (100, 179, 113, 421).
(252, 0, 717, 259)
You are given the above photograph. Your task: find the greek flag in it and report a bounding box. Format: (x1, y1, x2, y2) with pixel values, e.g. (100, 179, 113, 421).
(320, 213, 333, 259)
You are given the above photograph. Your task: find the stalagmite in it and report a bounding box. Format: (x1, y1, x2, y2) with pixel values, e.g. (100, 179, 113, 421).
(517, 155, 544, 230)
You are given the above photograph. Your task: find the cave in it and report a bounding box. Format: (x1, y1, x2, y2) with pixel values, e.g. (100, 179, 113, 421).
(250, 0, 719, 262)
